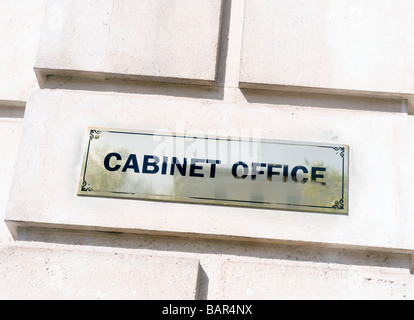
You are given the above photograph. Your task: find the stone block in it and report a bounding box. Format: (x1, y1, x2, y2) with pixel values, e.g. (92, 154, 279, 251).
(0, 118, 23, 247)
(240, 0, 414, 97)
(5, 89, 414, 253)
(34, 0, 114, 82)
(0, 0, 46, 104)
(35, 0, 223, 87)
(0, 247, 199, 299)
(221, 258, 414, 299)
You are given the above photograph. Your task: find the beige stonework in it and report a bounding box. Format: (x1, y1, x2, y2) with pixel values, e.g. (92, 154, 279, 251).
(5, 88, 414, 254)
(0, 0, 46, 105)
(35, 0, 223, 87)
(0, 246, 199, 300)
(240, 0, 414, 107)
(1, 0, 414, 300)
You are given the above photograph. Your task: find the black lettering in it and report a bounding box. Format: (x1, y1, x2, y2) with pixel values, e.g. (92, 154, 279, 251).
(267, 164, 282, 182)
(291, 166, 309, 184)
(311, 167, 326, 186)
(232, 161, 249, 180)
(161, 156, 168, 175)
(189, 159, 205, 177)
(142, 155, 160, 174)
(206, 159, 221, 178)
(251, 163, 266, 180)
(283, 165, 289, 182)
(122, 154, 139, 173)
(104, 152, 122, 172)
(170, 157, 187, 176)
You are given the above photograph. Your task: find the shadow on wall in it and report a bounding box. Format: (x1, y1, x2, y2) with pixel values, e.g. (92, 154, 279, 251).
(240, 88, 407, 114)
(195, 264, 209, 300)
(0, 104, 25, 119)
(44, 75, 407, 114)
(17, 227, 412, 271)
(45, 75, 226, 101)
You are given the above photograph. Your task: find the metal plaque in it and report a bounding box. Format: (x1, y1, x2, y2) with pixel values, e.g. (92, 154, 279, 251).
(78, 127, 349, 214)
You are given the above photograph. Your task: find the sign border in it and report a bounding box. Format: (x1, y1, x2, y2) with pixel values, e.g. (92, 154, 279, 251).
(78, 127, 349, 215)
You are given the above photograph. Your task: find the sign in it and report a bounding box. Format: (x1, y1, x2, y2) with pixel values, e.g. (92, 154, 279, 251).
(78, 127, 349, 214)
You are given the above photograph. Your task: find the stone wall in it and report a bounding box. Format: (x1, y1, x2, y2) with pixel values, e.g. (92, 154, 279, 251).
(1, 0, 413, 300)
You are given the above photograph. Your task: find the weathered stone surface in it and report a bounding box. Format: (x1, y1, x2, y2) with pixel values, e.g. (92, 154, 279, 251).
(240, 0, 414, 98)
(0, 118, 23, 247)
(5, 89, 414, 253)
(0, 0, 46, 104)
(35, 0, 223, 86)
(221, 256, 414, 300)
(0, 246, 199, 299)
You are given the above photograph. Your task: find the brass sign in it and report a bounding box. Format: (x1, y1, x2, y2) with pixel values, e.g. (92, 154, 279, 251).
(78, 127, 349, 214)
